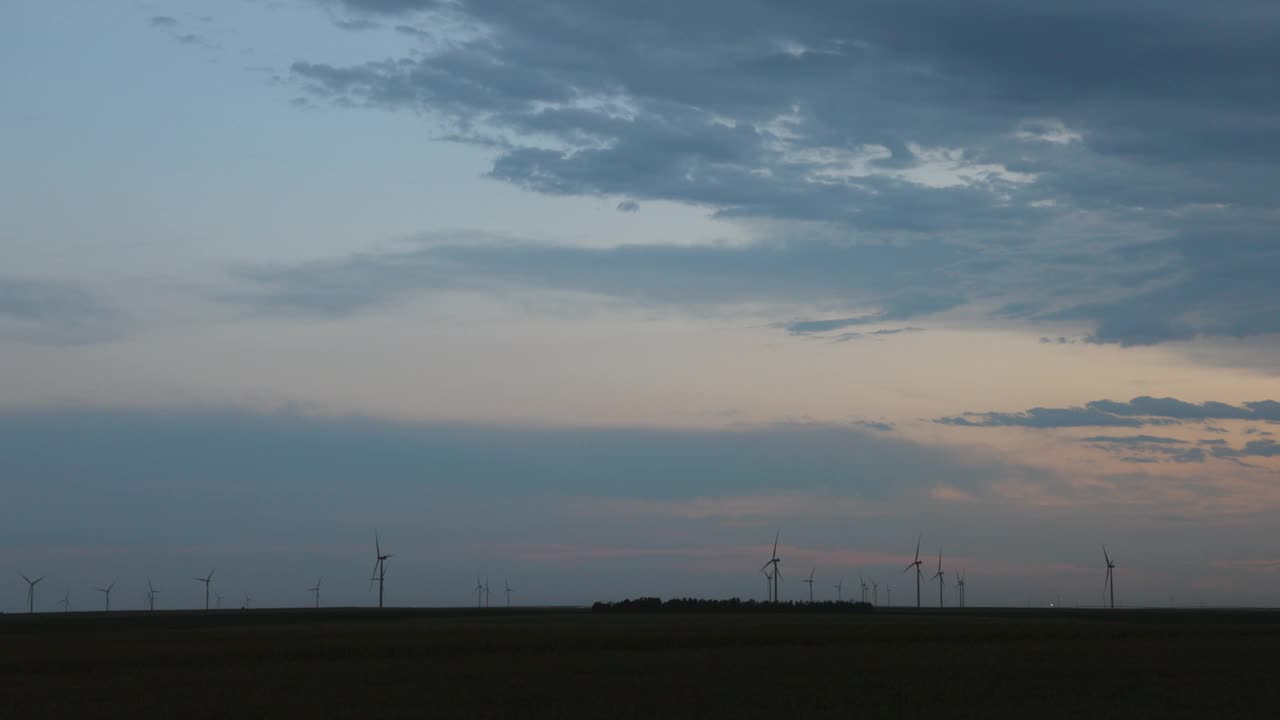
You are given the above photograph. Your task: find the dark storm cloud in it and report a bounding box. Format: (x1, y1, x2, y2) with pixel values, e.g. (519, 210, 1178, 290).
(940, 396, 1280, 429)
(295, 1, 1280, 348)
(0, 277, 118, 345)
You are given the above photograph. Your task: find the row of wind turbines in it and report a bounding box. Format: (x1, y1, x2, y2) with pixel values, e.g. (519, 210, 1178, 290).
(16, 532, 1120, 613)
(763, 532, 1118, 609)
(14, 534, 519, 614)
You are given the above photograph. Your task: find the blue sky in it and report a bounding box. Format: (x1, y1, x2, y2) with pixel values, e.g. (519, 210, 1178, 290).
(3, 0, 1280, 611)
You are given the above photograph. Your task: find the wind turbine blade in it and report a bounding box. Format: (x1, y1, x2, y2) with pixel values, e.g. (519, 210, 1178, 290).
(915, 533, 922, 561)
(1102, 545, 1110, 565)
(772, 530, 779, 559)
(376, 533, 381, 558)
(761, 560, 774, 573)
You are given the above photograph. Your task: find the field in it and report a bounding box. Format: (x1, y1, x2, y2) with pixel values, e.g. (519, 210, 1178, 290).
(3, 607, 1279, 718)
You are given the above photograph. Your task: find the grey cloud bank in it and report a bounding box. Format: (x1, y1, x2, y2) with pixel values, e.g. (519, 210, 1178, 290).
(284, 0, 1280, 349)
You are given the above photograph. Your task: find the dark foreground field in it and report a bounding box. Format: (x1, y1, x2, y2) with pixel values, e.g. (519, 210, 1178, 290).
(3, 607, 1279, 718)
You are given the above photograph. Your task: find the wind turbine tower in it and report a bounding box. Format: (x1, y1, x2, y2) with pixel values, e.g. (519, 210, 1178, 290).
(504, 579, 515, 608)
(146, 579, 159, 612)
(931, 551, 945, 608)
(371, 534, 392, 608)
(194, 569, 215, 611)
(872, 580, 879, 606)
(484, 577, 491, 608)
(19, 572, 44, 614)
(833, 577, 844, 602)
(1103, 546, 1116, 609)
(955, 571, 966, 608)
(759, 531, 782, 602)
(97, 581, 116, 612)
(903, 534, 924, 608)
(475, 576, 485, 609)
(308, 578, 322, 609)
(803, 568, 815, 603)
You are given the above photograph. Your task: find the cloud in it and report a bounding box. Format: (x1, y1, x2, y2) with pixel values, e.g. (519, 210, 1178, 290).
(941, 396, 1280, 429)
(615, 200, 640, 213)
(284, 1, 1280, 349)
(1211, 439, 1280, 459)
(149, 16, 178, 28)
(938, 407, 1148, 429)
(1082, 435, 1188, 446)
(228, 233, 974, 324)
(0, 277, 119, 345)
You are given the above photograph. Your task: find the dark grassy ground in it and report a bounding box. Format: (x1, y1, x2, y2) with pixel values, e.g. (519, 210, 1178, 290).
(3, 607, 1279, 718)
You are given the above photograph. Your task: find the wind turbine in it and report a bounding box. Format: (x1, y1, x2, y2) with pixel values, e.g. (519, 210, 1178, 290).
(504, 579, 514, 608)
(60, 591, 70, 613)
(955, 571, 966, 608)
(97, 581, 116, 612)
(872, 580, 879, 606)
(886, 586, 892, 607)
(833, 577, 844, 602)
(475, 575, 485, 609)
(243, 593, 252, 609)
(1103, 545, 1116, 609)
(903, 534, 924, 608)
(214, 591, 224, 609)
(146, 579, 159, 612)
(18, 572, 44, 614)
(370, 534, 392, 608)
(308, 578, 322, 608)
(759, 531, 782, 602)
(931, 551, 945, 608)
(803, 568, 815, 603)
(484, 576, 491, 608)
(859, 574, 868, 603)
(761, 567, 773, 601)
(194, 569, 215, 611)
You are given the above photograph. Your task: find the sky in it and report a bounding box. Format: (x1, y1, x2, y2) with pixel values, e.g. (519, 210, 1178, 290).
(3, 0, 1280, 612)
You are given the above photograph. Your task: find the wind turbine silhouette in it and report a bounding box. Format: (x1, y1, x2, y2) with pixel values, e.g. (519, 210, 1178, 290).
(214, 591, 224, 609)
(371, 534, 391, 608)
(759, 531, 782, 602)
(60, 590, 70, 613)
(833, 577, 844, 602)
(242, 593, 252, 609)
(146, 579, 159, 612)
(308, 578, 322, 608)
(931, 551, 945, 608)
(886, 586, 892, 607)
(859, 574, 868, 603)
(97, 581, 116, 612)
(19, 572, 44, 614)
(1103, 546, 1116, 609)
(504, 579, 514, 608)
(484, 577, 491, 608)
(803, 568, 815, 603)
(955, 571, 966, 608)
(475, 576, 485, 609)
(194, 569, 215, 611)
(872, 580, 879, 606)
(903, 534, 924, 608)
